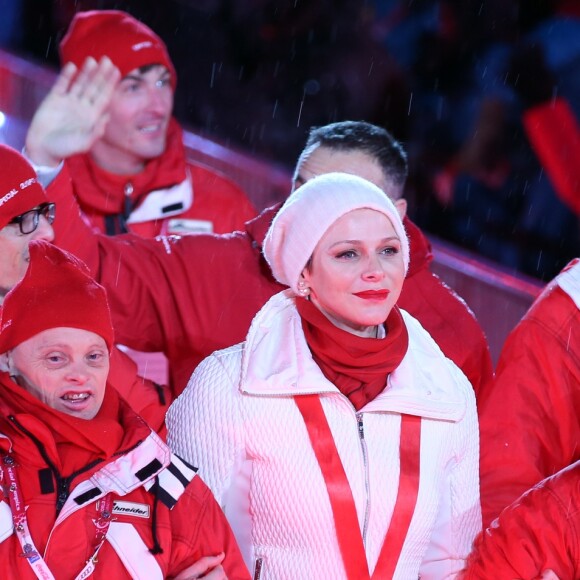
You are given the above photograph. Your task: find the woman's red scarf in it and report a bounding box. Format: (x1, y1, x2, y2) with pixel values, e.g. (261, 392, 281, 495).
(0, 375, 125, 474)
(296, 297, 409, 410)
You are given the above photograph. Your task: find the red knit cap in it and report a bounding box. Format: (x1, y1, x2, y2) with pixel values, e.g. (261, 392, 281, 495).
(0, 145, 48, 229)
(0, 240, 114, 353)
(60, 10, 177, 89)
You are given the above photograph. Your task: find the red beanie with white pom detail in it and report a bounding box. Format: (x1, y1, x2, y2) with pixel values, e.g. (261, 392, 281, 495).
(0, 145, 48, 229)
(60, 10, 176, 89)
(0, 240, 114, 354)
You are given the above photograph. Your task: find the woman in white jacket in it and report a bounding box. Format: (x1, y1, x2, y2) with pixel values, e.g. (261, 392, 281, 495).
(167, 172, 481, 579)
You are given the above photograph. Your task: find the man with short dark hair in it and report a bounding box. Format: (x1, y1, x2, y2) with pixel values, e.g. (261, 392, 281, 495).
(294, 121, 409, 193)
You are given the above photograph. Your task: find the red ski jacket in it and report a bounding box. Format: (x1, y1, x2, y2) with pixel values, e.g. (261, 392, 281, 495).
(479, 259, 580, 526)
(461, 460, 580, 579)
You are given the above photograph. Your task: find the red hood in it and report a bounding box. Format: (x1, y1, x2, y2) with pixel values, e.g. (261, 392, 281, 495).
(245, 202, 281, 248)
(404, 216, 433, 277)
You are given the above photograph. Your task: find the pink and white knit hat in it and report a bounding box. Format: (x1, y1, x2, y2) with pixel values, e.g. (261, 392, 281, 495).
(263, 172, 409, 294)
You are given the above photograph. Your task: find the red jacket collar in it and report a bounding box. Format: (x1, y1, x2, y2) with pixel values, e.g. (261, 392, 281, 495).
(66, 118, 187, 215)
(245, 202, 280, 248)
(404, 216, 433, 277)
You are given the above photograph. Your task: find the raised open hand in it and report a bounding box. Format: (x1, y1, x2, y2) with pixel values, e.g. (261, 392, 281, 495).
(26, 56, 121, 167)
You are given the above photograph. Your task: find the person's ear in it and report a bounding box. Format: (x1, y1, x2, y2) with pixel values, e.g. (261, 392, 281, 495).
(0, 352, 12, 373)
(394, 198, 407, 219)
(297, 270, 311, 297)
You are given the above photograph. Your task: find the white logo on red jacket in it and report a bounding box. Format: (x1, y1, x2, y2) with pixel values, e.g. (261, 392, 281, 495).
(112, 501, 150, 519)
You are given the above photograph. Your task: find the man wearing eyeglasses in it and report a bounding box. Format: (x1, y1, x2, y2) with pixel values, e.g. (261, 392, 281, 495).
(8, 203, 55, 235)
(1, 202, 56, 291)
(0, 144, 170, 434)
(0, 147, 55, 298)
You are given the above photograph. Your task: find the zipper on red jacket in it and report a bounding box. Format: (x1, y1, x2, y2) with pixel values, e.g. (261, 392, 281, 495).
(356, 412, 371, 547)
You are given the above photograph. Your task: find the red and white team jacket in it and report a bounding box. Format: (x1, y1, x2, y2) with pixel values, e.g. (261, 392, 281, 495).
(65, 118, 256, 237)
(0, 380, 249, 579)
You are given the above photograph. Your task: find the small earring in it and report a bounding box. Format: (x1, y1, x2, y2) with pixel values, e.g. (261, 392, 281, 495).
(297, 281, 310, 296)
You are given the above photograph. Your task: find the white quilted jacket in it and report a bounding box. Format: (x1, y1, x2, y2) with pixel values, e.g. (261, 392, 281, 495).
(167, 290, 481, 579)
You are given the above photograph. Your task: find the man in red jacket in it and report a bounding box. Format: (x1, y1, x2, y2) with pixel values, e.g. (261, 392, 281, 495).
(479, 258, 580, 527)
(28, 9, 256, 237)
(0, 143, 170, 433)
(29, 58, 492, 398)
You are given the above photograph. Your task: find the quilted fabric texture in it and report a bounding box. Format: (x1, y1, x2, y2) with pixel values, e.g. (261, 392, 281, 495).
(167, 291, 481, 579)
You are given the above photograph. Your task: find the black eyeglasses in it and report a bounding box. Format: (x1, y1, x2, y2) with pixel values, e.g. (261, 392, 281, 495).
(8, 202, 56, 235)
